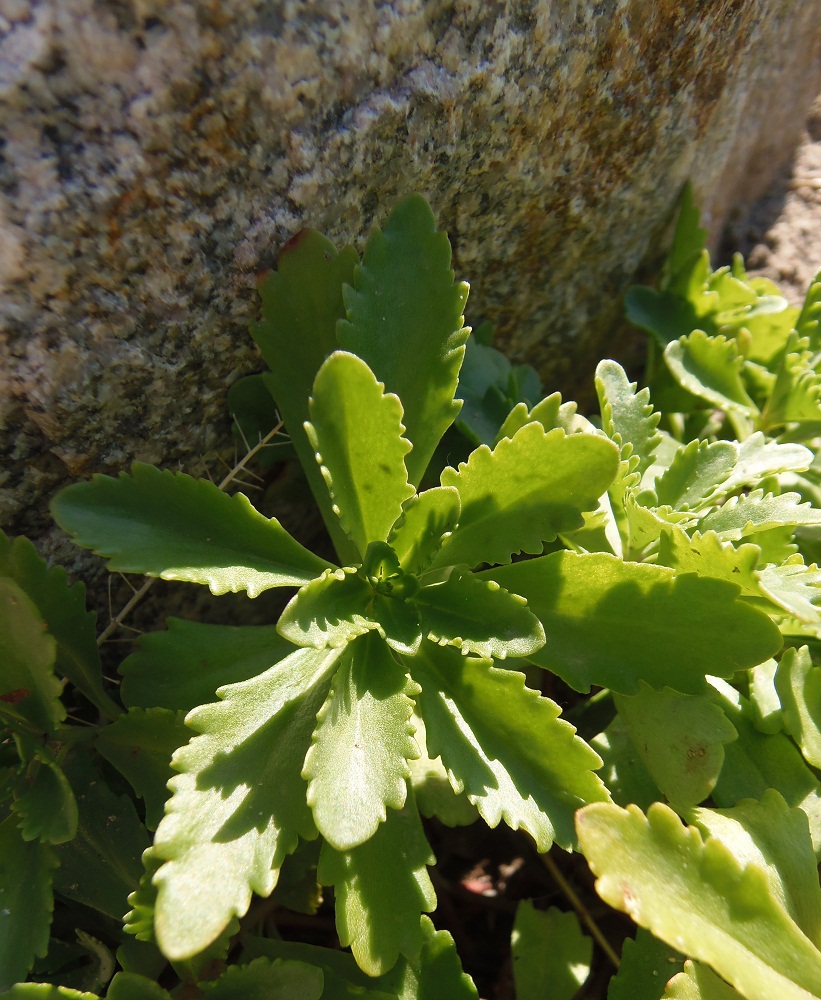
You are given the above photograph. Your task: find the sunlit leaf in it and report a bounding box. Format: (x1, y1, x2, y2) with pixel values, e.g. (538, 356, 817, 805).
(413, 644, 608, 851)
(577, 801, 821, 1000)
(152, 647, 341, 960)
(662, 961, 744, 1000)
(304, 634, 419, 851)
(664, 332, 757, 415)
(411, 572, 544, 660)
(306, 352, 415, 559)
(387, 487, 460, 576)
(775, 646, 821, 768)
(654, 440, 737, 510)
(700, 490, 821, 541)
(433, 425, 619, 568)
(484, 552, 781, 694)
(337, 194, 470, 487)
(376, 916, 478, 1000)
(318, 795, 436, 976)
(51, 464, 332, 597)
(595, 359, 661, 484)
(278, 568, 381, 649)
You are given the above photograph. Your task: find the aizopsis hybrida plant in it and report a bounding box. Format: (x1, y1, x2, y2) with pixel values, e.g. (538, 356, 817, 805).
(51, 195, 781, 978)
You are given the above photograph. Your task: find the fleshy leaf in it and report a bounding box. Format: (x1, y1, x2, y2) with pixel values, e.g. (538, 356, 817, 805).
(306, 352, 415, 559)
(200, 957, 324, 1000)
(716, 434, 812, 497)
(796, 270, 821, 346)
(656, 529, 761, 598)
(614, 684, 737, 809)
(0, 815, 57, 991)
(510, 902, 591, 1000)
(51, 464, 332, 597)
(595, 359, 661, 482)
(748, 659, 783, 735)
(387, 487, 461, 576)
(483, 552, 781, 694)
(757, 561, 821, 623)
(663, 332, 757, 415)
(0, 578, 62, 733)
(337, 194, 470, 487)
(578, 802, 821, 1000)
(591, 715, 660, 811)
(13, 748, 78, 844)
(54, 751, 149, 921)
(0, 531, 118, 717)
(376, 916, 479, 1000)
(608, 929, 685, 1000)
(700, 490, 821, 541)
(666, 182, 708, 284)
(152, 647, 341, 960)
(413, 644, 608, 851)
(688, 789, 821, 948)
(663, 962, 745, 1000)
(303, 634, 419, 851)
(709, 679, 821, 856)
(250, 228, 359, 562)
(317, 795, 436, 976)
(120, 620, 294, 714)
(96, 708, 190, 830)
(408, 712, 479, 827)
(654, 440, 737, 510)
(0, 988, 100, 999)
(227, 372, 292, 468)
(106, 973, 174, 1000)
(433, 424, 619, 569)
(411, 572, 545, 660)
(278, 568, 380, 649)
(775, 646, 821, 768)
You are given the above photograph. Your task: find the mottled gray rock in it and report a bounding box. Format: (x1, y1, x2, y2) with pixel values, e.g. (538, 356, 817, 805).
(2, 0, 821, 563)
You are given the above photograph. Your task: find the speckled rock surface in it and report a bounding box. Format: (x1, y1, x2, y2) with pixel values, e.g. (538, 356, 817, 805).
(2, 0, 821, 568)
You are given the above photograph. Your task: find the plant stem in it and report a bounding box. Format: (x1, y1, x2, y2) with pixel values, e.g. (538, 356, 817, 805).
(541, 851, 621, 969)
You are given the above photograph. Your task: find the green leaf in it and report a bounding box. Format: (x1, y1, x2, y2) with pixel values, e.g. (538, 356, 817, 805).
(106, 973, 173, 1000)
(413, 644, 608, 851)
(715, 434, 812, 497)
(0, 815, 57, 991)
(303, 634, 419, 851)
(511, 902, 591, 1000)
(700, 490, 821, 541)
(433, 425, 619, 569)
(387, 487, 461, 576)
(250, 228, 359, 562)
(337, 194, 470, 487)
(51, 464, 332, 597)
(666, 182, 708, 285)
(0, 578, 62, 733)
(306, 352, 415, 559)
(625, 285, 703, 347)
(152, 647, 341, 960)
(654, 440, 737, 510)
(120, 620, 294, 713)
(483, 552, 781, 694)
(662, 962, 744, 1000)
(577, 801, 821, 1000)
(757, 561, 821, 624)
(595, 360, 662, 481)
(591, 716, 660, 811)
(201, 957, 324, 1000)
(748, 659, 783, 734)
(709, 679, 821, 856)
(656, 529, 761, 599)
(0, 532, 118, 718)
(13, 748, 78, 844)
(796, 270, 821, 346)
(608, 930, 685, 1000)
(688, 790, 821, 948)
(664, 332, 757, 415)
(408, 712, 479, 827)
(614, 684, 737, 809)
(775, 646, 821, 768)
(318, 795, 436, 976)
(54, 751, 149, 920)
(376, 916, 478, 1000)
(411, 572, 545, 660)
(96, 708, 190, 830)
(278, 568, 381, 649)
(0, 987, 98, 999)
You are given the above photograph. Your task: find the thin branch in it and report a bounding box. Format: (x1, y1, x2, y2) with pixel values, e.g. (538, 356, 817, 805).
(541, 851, 621, 969)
